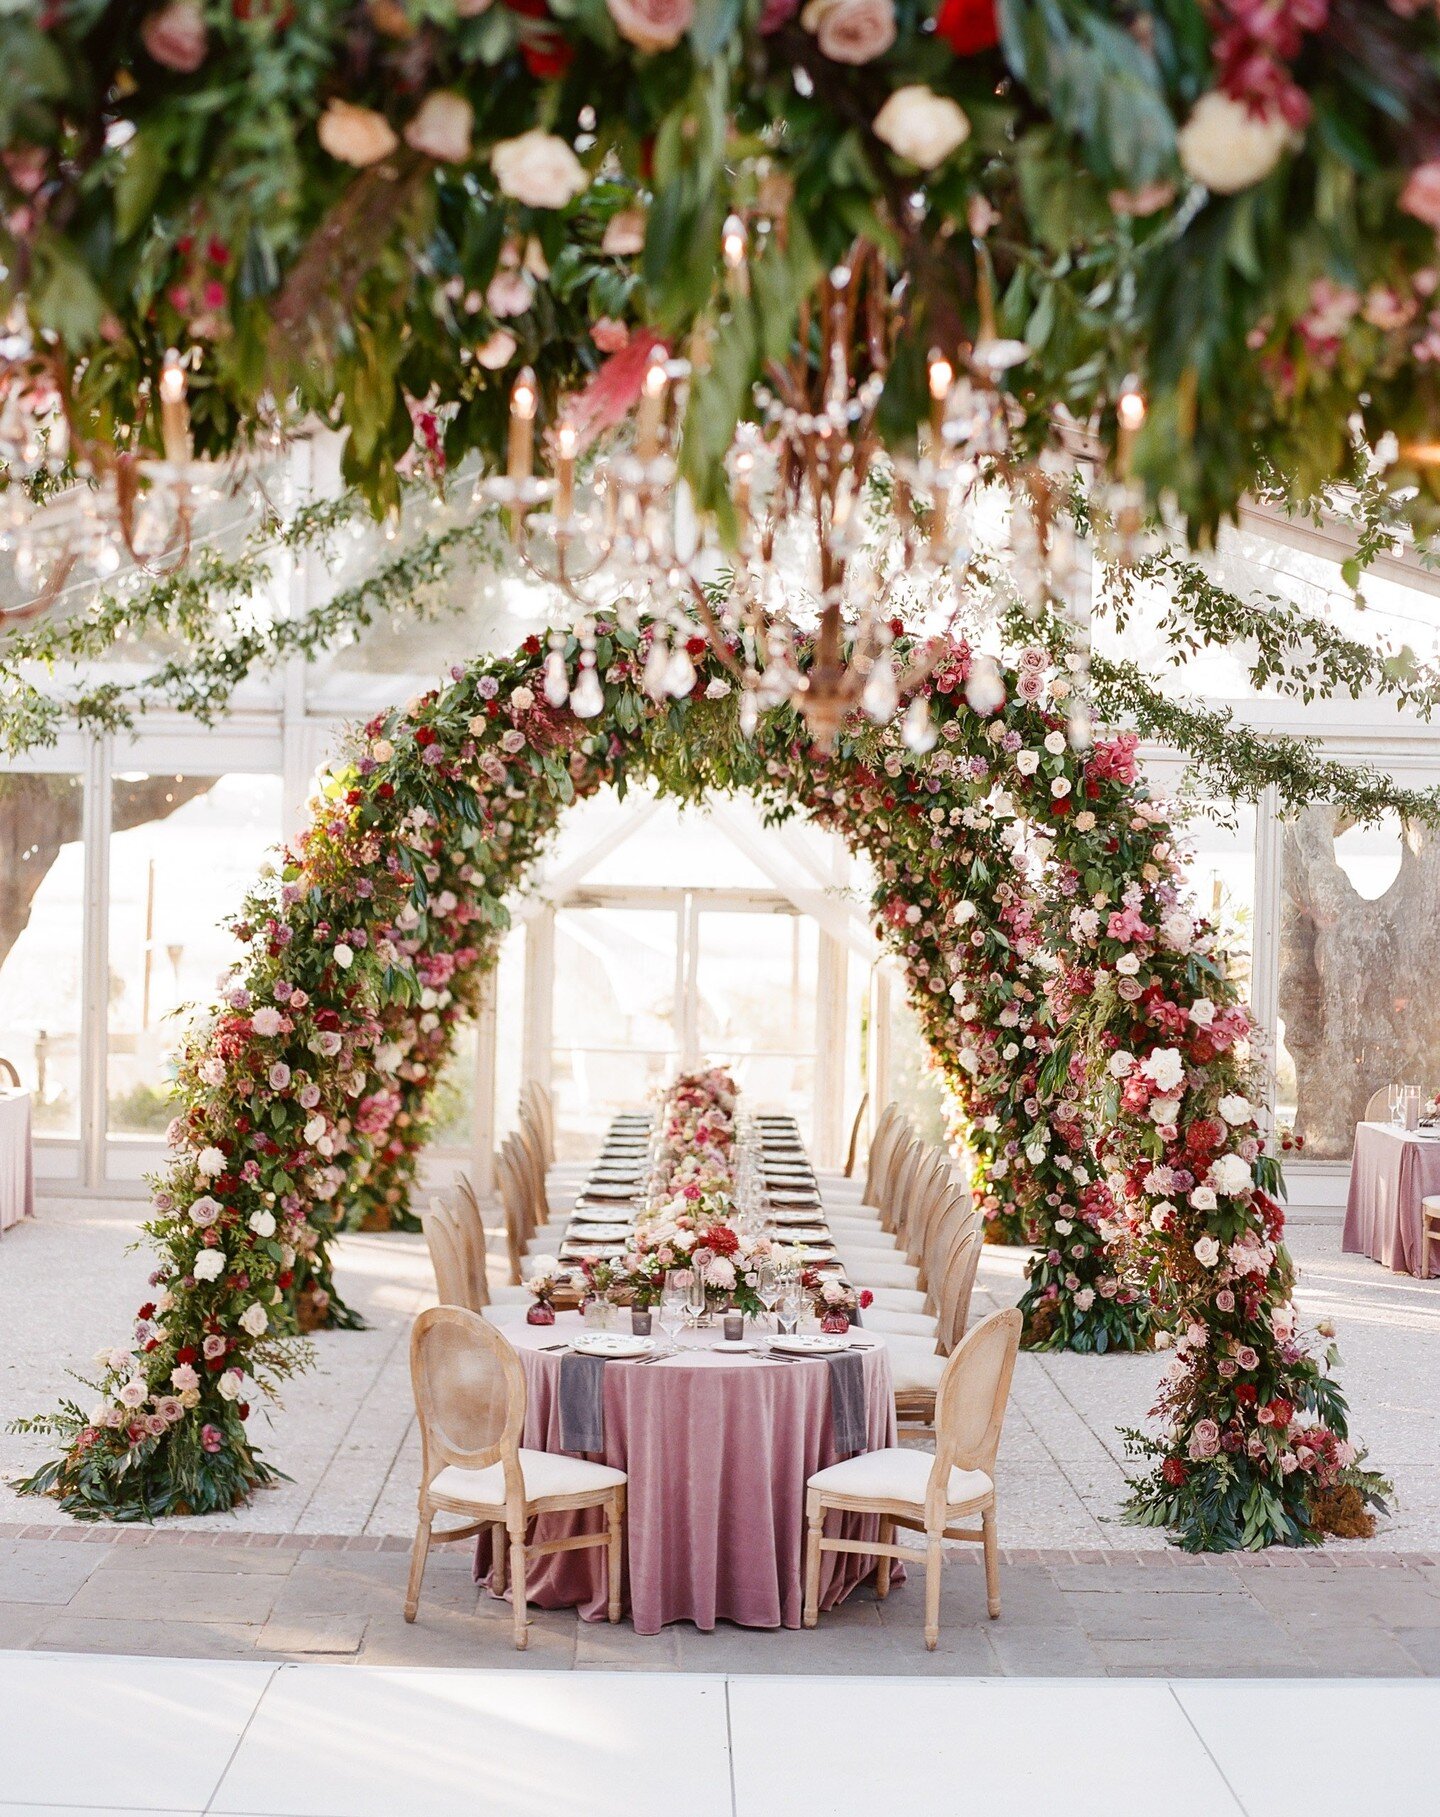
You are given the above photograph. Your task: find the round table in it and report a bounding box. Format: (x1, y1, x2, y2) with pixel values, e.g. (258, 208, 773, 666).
(475, 1308, 900, 1634)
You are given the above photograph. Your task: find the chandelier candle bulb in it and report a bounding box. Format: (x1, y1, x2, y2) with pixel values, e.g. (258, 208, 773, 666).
(158, 351, 191, 467)
(1116, 379, 1146, 472)
(636, 351, 669, 462)
(555, 419, 579, 519)
(722, 213, 749, 300)
(506, 368, 537, 542)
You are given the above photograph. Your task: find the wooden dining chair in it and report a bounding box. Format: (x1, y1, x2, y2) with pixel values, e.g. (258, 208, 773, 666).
(1422, 1196, 1440, 1277)
(0, 1057, 20, 1088)
(1363, 1085, 1395, 1122)
(840, 1092, 869, 1177)
(803, 1306, 1022, 1649)
(406, 1305, 627, 1649)
(421, 1197, 480, 1311)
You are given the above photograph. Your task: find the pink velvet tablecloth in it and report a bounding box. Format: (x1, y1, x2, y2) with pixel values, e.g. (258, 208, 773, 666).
(475, 1310, 899, 1634)
(1343, 1120, 1440, 1276)
(0, 1091, 34, 1235)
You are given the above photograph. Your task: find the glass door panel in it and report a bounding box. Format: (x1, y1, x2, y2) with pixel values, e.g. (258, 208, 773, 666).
(689, 906, 818, 1136)
(551, 904, 681, 1152)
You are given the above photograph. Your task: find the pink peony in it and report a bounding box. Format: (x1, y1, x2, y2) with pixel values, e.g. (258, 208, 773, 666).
(607, 0, 694, 52)
(200, 1424, 225, 1454)
(1401, 160, 1440, 230)
(141, 1, 207, 72)
(801, 0, 896, 65)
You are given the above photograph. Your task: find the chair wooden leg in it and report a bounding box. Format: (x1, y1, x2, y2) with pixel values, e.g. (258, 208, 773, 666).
(924, 1532, 944, 1651)
(491, 1522, 508, 1594)
(509, 1528, 528, 1651)
(803, 1490, 824, 1629)
(607, 1487, 625, 1624)
(404, 1510, 432, 1623)
(982, 1504, 1000, 1619)
(875, 1516, 893, 1600)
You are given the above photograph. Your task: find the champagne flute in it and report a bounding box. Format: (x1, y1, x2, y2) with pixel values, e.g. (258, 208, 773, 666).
(776, 1281, 803, 1339)
(659, 1270, 690, 1356)
(756, 1261, 782, 1334)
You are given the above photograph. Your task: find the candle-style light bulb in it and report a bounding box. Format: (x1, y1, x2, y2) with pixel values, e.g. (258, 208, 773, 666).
(722, 213, 749, 299)
(927, 350, 953, 450)
(158, 348, 191, 466)
(506, 368, 537, 542)
(636, 349, 669, 462)
(556, 418, 579, 519)
(1116, 375, 1146, 485)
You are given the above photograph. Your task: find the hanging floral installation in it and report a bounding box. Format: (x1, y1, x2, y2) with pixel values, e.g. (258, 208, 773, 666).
(4, 0, 1440, 549)
(14, 619, 1388, 1548)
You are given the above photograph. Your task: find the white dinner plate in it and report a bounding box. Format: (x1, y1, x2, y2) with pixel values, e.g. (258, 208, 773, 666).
(564, 1222, 631, 1242)
(771, 1226, 828, 1243)
(571, 1333, 655, 1359)
(582, 1183, 639, 1200)
(561, 1241, 626, 1259)
(769, 1333, 850, 1356)
(571, 1205, 634, 1225)
(770, 1190, 820, 1206)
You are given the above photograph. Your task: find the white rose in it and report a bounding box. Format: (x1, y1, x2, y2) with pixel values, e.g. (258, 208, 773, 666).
(958, 1048, 980, 1077)
(193, 1249, 225, 1282)
(371, 738, 394, 763)
(118, 1379, 149, 1409)
(491, 130, 588, 210)
(1043, 731, 1067, 755)
(1051, 778, 1071, 799)
(1150, 1095, 1181, 1125)
(1054, 1218, 1073, 1235)
(510, 686, 535, 711)
(1191, 1187, 1218, 1212)
(704, 678, 731, 699)
(1193, 1235, 1221, 1267)
(1188, 998, 1216, 1028)
(872, 85, 970, 171)
(334, 943, 355, 970)
(248, 1209, 277, 1238)
(304, 1115, 327, 1145)
(1115, 953, 1141, 976)
(1159, 909, 1193, 953)
(216, 1368, 246, 1402)
(1140, 1047, 1184, 1093)
(317, 99, 399, 169)
(953, 900, 977, 924)
(476, 330, 517, 370)
(1108, 1050, 1135, 1080)
(239, 1302, 269, 1338)
(1015, 750, 1040, 776)
(1209, 1152, 1253, 1196)
(403, 90, 473, 165)
(1177, 91, 1290, 194)
(1218, 1094, 1254, 1126)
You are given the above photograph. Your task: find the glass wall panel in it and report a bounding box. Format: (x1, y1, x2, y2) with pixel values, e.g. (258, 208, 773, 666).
(107, 772, 283, 1140)
(1276, 804, 1440, 1159)
(0, 772, 85, 1135)
(691, 908, 818, 1134)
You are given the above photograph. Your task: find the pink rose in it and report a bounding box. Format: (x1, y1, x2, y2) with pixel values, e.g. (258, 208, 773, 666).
(404, 91, 474, 164)
(801, 0, 896, 65)
(591, 317, 630, 353)
(141, 1, 207, 72)
(200, 1424, 225, 1454)
(607, 0, 694, 52)
(1401, 160, 1440, 230)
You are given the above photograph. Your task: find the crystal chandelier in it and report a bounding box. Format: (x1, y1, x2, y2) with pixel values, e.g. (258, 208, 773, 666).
(479, 230, 1112, 753)
(0, 336, 226, 624)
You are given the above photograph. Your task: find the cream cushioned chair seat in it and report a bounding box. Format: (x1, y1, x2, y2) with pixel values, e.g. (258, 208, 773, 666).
(882, 1337, 947, 1394)
(808, 1446, 991, 1508)
(829, 1228, 901, 1252)
(484, 1286, 533, 1308)
(822, 1198, 881, 1218)
(863, 1306, 938, 1339)
(866, 1284, 928, 1313)
(842, 1256, 920, 1290)
(524, 1230, 566, 1255)
(431, 1449, 625, 1508)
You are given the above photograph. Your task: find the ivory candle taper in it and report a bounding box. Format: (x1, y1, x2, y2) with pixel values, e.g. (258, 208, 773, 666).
(158, 350, 191, 467)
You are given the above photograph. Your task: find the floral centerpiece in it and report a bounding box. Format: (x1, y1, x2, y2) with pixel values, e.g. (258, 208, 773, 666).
(804, 1274, 873, 1334)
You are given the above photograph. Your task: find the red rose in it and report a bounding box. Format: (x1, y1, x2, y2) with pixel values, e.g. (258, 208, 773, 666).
(936, 0, 999, 57)
(522, 631, 543, 654)
(277, 1269, 295, 1289)
(137, 1302, 156, 1320)
(414, 726, 437, 746)
(377, 782, 395, 799)
(1234, 1382, 1258, 1405)
(176, 1345, 198, 1366)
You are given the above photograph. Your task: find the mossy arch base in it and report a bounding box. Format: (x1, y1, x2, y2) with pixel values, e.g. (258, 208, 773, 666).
(20, 624, 1366, 1551)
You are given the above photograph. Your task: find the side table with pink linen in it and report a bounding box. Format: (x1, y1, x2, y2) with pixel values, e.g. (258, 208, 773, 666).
(0, 1090, 35, 1235)
(1342, 1120, 1440, 1277)
(475, 1309, 899, 1635)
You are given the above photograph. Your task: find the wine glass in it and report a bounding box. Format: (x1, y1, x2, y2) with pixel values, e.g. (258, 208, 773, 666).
(776, 1281, 803, 1338)
(1389, 1083, 1404, 1127)
(688, 1262, 709, 1328)
(659, 1270, 690, 1356)
(756, 1261, 782, 1333)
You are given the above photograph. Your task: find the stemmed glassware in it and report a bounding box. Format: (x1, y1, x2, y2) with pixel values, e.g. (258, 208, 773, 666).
(756, 1261, 783, 1333)
(776, 1277, 803, 1338)
(658, 1270, 691, 1356)
(1389, 1083, 1405, 1127)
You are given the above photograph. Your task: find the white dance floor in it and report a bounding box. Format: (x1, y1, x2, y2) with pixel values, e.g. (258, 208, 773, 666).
(0, 1652, 1433, 1816)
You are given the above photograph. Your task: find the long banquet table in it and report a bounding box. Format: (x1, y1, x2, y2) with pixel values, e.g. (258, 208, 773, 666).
(1343, 1119, 1440, 1277)
(475, 1112, 900, 1634)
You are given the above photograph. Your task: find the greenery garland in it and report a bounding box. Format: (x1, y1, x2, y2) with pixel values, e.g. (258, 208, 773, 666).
(6, 4, 1440, 537)
(13, 620, 1387, 1551)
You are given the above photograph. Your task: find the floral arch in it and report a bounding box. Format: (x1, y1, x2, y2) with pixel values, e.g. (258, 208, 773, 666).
(19, 620, 1377, 1552)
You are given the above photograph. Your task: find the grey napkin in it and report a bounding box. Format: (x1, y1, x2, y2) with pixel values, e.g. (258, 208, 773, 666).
(558, 1351, 606, 1452)
(826, 1348, 867, 1456)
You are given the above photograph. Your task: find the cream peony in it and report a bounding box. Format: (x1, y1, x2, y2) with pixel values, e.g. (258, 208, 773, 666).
(1140, 1047, 1184, 1093)
(491, 131, 588, 210)
(872, 85, 971, 171)
(801, 0, 895, 65)
(607, 0, 694, 53)
(404, 91, 474, 165)
(1209, 1152, 1253, 1196)
(193, 1249, 225, 1282)
(248, 1208, 277, 1238)
(197, 1146, 226, 1177)
(1218, 1094, 1254, 1126)
(1177, 91, 1289, 195)
(317, 99, 400, 169)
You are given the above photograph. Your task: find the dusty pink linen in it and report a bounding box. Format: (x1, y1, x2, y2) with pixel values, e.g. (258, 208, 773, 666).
(0, 1092, 34, 1234)
(1343, 1120, 1440, 1276)
(476, 1310, 899, 1633)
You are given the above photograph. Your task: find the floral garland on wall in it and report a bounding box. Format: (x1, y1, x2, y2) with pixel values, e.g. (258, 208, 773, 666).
(6, 4, 1440, 535)
(15, 620, 1385, 1548)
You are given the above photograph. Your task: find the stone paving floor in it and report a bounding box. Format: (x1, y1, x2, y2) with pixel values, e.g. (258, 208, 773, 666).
(1, 1194, 1439, 1671)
